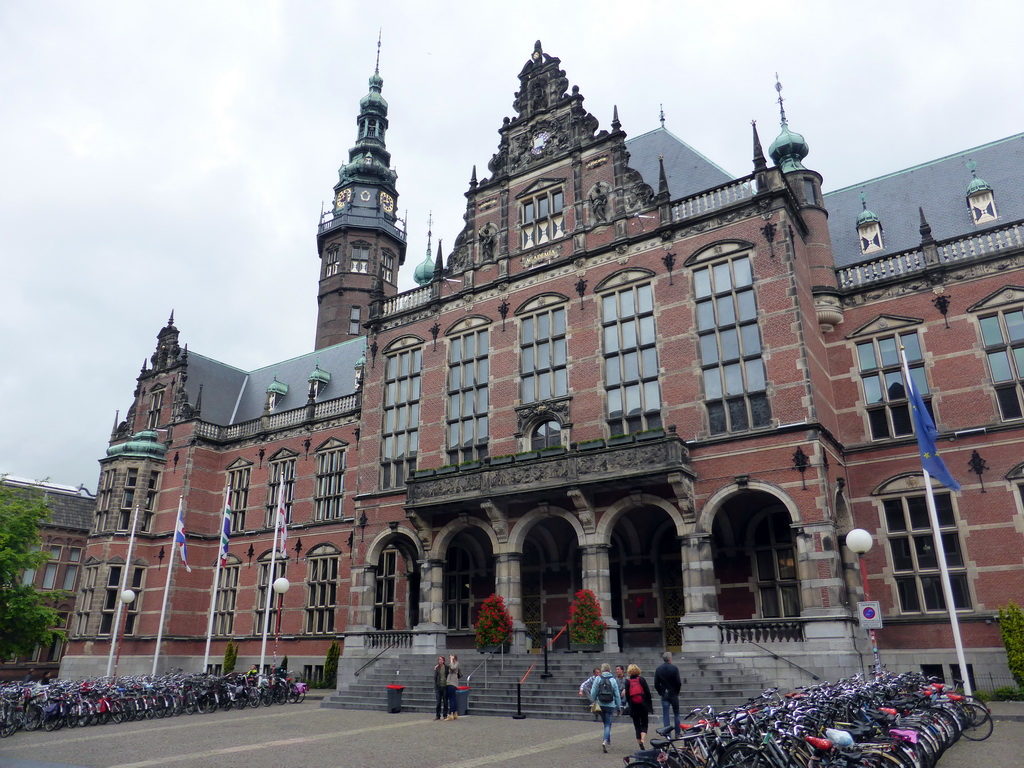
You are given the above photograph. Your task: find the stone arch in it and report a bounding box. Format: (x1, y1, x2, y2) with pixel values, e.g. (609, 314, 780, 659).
(597, 492, 686, 541)
(507, 504, 585, 552)
(430, 516, 501, 560)
(697, 479, 801, 534)
(364, 526, 424, 567)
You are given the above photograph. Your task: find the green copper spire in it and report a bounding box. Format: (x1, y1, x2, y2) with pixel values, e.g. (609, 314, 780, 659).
(768, 75, 809, 173)
(413, 214, 435, 286)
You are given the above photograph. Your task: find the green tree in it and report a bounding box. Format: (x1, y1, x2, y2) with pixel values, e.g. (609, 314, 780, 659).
(0, 485, 66, 658)
(998, 601, 1024, 686)
(324, 640, 340, 686)
(222, 639, 238, 674)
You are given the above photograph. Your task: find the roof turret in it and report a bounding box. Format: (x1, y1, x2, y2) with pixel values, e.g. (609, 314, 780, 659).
(106, 430, 167, 460)
(413, 216, 435, 286)
(768, 76, 810, 173)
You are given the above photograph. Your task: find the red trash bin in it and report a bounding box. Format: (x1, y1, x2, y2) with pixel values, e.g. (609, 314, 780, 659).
(386, 684, 405, 713)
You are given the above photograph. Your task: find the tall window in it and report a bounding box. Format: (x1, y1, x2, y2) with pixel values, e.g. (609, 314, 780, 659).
(348, 307, 362, 336)
(381, 346, 421, 489)
(696, 255, 769, 434)
(444, 547, 472, 630)
(602, 282, 662, 434)
(325, 246, 340, 277)
(146, 389, 164, 429)
(265, 458, 296, 528)
(96, 469, 115, 533)
(447, 328, 489, 463)
(857, 331, 930, 440)
(979, 309, 1024, 419)
(75, 566, 99, 636)
(374, 549, 397, 630)
(314, 448, 346, 521)
(62, 547, 81, 591)
(306, 550, 339, 634)
(100, 566, 144, 635)
(228, 466, 250, 532)
(521, 306, 567, 403)
(382, 250, 395, 283)
(884, 493, 971, 613)
(520, 187, 564, 249)
(118, 468, 139, 530)
(142, 471, 159, 532)
(753, 511, 799, 618)
(213, 557, 240, 635)
(351, 245, 370, 274)
(254, 558, 287, 631)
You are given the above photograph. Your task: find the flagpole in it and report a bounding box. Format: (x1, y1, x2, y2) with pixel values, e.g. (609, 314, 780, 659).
(259, 515, 281, 673)
(900, 345, 972, 695)
(106, 502, 141, 678)
(152, 496, 182, 677)
(202, 486, 230, 673)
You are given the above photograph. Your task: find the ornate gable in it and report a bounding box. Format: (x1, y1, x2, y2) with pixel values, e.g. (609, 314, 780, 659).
(967, 285, 1024, 313)
(846, 314, 923, 339)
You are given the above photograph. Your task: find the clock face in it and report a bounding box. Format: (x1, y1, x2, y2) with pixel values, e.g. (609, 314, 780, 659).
(335, 189, 351, 209)
(380, 192, 395, 213)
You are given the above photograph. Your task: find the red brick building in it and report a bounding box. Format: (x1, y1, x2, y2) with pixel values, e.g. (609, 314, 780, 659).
(2, 477, 91, 681)
(62, 43, 1023, 689)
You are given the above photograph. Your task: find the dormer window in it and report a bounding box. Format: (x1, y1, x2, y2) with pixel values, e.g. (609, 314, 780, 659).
(308, 364, 331, 400)
(969, 189, 997, 224)
(266, 378, 288, 412)
(856, 194, 883, 255)
(521, 188, 564, 249)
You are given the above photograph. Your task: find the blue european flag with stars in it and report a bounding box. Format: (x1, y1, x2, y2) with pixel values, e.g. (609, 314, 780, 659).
(906, 371, 961, 492)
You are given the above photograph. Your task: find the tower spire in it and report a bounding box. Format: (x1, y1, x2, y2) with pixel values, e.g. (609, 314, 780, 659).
(375, 28, 381, 74)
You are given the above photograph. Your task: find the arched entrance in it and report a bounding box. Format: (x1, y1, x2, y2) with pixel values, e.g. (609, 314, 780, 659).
(711, 492, 799, 620)
(442, 527, 495, 642)
(520, 515, 580, 649)
(608, 505, 683, 651)
(371, 536, 421, 631)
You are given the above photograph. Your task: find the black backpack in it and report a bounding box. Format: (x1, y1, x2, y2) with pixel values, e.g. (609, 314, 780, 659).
(596, 675, 615, 704)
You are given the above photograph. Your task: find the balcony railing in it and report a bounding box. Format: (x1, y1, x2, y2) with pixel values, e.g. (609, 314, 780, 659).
(837, 221, 1024, 289)
(671, 176, 756, 222)
(719, 619, 805, 644)
(192, 393, 360, 442)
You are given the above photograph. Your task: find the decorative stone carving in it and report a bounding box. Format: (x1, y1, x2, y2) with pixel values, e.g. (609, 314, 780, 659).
(406, 510, 432, 548)
(567, 486, 596, 533)
(514, 399, 570, 435)
(481, 499, 509, 543)
(589, 182, 610, 223)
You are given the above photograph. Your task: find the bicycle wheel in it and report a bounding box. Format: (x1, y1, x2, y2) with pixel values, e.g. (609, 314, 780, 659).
(719, 741, 770, 768)
(23, 703, 42, 731)
(959, 703, 993, 741)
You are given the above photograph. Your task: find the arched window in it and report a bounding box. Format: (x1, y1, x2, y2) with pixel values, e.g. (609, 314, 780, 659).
(531, 419, 562, 450)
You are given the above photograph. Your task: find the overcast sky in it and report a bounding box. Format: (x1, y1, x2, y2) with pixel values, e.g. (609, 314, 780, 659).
(3, 1, 1023, 493)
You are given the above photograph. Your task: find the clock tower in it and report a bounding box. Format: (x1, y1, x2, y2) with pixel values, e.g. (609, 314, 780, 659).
(315, 64, 407, 350)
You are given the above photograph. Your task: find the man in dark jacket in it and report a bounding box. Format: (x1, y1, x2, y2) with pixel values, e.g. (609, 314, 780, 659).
(432, 655, 448, 720)
(653, 651, 682, 737)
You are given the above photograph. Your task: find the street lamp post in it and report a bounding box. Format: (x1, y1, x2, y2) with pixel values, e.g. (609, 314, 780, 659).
(112, 588, 137, 682)
(846, 528, 882, 677)
(271, 577, 291, 670)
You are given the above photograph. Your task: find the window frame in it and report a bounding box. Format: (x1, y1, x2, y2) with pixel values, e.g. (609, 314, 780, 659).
(856, 331, 931, 440)
(314, 447, 346, 522)
(979, 308, 1024, 420)
(381, 346, 422, 490)
(601, 281, 662, 435)
(520, 187, 565, 250)
(447, 327, 490, 464)
(520, 305, 568, 404)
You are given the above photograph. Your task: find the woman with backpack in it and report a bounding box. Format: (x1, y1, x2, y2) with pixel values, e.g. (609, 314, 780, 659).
(589, 662, 622, 752)
(624, 663, 654, 750)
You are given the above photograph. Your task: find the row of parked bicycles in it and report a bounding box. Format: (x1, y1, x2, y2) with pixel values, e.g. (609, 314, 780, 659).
(0, 671, 308, 737)
(624, 672, 992, 768)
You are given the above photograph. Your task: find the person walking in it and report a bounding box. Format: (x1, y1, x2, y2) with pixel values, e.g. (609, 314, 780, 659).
(624, 663, 655, 750)
(615, 664, 628, 717)
(433, 655, 449, 720)
(579, 666, 601, 720)
(589, 662, 622, 753)
(444, 654, 461, 720)
(654, 651, 682, 737)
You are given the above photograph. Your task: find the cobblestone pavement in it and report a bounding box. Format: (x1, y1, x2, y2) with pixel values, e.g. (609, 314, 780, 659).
(0, 701, 1019, 768)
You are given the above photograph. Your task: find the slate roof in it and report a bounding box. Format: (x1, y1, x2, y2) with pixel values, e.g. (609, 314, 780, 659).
(626, 127, 734, 199)
(181, 337, 366, 426)
(822, 133, 1024, 268)
(1, 478, 93, 532)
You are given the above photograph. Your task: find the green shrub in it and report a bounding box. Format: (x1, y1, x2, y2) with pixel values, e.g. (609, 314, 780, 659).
(998, 601, 1024, 686)
(990, 685, 1024, 701)
(223, 639, 238, 674)
(324, 640, 340, 687)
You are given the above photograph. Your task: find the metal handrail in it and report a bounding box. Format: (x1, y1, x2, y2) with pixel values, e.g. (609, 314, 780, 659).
(739, 639, 821, 681)
(353, 642, 400, 678)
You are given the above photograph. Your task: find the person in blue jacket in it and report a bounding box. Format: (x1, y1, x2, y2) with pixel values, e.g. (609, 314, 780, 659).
(589, 662, 622, 752)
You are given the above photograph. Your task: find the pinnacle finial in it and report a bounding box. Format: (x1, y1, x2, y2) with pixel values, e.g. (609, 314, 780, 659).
(752, 120, 767, 173)
(611, 105, 621, 132)
(168, 310, 175, 326)
(659, 104, 665, 127)
(375, 29, 381, 74)
(919, 207, 934, 245)
(774, 73, 787, 125)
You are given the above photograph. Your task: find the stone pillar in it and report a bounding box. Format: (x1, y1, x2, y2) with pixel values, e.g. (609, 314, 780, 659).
(581, 544, 620, 653)
(495, 552, 527, 651)
(793, 522, 855, 655)
(412, 558, 447, 653)
(342, 564, 377, 653)
(679, 531, 722, 654)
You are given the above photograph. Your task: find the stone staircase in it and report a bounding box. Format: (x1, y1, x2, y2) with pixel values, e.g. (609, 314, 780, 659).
(321, 651, 773, 720)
